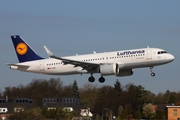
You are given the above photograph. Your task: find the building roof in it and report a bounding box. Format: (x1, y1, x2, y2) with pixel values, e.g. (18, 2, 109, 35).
(166, 106, 180, 108)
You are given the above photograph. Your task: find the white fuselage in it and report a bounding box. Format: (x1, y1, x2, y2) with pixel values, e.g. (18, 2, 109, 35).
(11, 47, 174, 76)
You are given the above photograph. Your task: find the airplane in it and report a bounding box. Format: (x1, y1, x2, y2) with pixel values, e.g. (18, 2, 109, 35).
(7, 35, 174, 83)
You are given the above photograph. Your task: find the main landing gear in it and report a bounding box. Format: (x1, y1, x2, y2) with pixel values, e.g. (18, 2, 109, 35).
(88, 75, 95, 82)
(88, 74, 105, 83)
(99, 76, 105, 83)
(150, 67, 155, 77)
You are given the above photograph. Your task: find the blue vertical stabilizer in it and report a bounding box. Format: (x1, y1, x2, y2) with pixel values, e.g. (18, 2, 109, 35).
(11, 35, 44, 63)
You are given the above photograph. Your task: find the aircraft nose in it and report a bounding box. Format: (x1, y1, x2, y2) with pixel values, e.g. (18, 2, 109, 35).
(169, 54, 175, 61)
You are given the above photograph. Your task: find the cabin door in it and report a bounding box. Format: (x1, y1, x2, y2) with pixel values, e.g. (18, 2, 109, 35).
(39, 61, 45, 71)
(146, 49, 152, 60)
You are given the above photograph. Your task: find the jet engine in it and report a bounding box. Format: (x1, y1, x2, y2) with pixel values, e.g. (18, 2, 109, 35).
(100, 63, 119, 75)
(100, 63, 133, 77)
(116, 69, 133, 77)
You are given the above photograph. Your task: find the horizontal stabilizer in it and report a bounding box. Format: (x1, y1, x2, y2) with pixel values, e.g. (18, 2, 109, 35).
(6, 63, 29, 70)
(6, 63, 30, 68)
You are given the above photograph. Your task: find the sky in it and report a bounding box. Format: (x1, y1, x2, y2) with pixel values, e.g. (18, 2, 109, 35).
(0, 1, 180, 94)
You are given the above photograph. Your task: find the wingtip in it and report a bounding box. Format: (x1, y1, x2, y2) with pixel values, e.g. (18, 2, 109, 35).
(44, 46, 54, 56)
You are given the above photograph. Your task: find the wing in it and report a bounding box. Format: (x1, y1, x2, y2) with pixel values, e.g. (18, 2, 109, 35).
(44, 46, 100, 71)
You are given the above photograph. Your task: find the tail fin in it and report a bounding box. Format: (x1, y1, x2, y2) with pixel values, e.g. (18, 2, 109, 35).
(11, 35, 44, 63)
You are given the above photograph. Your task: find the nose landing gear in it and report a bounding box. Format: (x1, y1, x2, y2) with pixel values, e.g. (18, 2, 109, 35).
(150, 67, 155, 77)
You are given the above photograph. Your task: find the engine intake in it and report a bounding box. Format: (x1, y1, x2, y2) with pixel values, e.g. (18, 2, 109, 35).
(100, 63, 119, 75)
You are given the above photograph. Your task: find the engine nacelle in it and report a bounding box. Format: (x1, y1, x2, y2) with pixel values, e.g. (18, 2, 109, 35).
(100, 63, 119, 75)
(116, 69, 133, 77)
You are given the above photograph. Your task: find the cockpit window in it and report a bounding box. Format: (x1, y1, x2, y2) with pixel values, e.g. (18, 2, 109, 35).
(158, 51, 167, 54)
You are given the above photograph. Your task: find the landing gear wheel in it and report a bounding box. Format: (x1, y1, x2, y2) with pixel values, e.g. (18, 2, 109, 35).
(88, 76, 95, 82)
(149, 67, 155, 77)
(99, 77, 105, 83)
(151, 72, 155, 77)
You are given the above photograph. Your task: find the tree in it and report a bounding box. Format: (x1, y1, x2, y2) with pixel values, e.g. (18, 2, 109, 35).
(143, 103, 156, 119)
(154, 110, 165, 119)
(114, 79, 122, 96)
(72, 80, 79, 99)
(43, 108, 57, 118)
(93, 85, 121, 117)
(168, 94, 176, 104)
(0, 89, 2, 97)
(8, 108, 43, 120)
(3, 78, 64, 106)
(80, 83, 98, 108)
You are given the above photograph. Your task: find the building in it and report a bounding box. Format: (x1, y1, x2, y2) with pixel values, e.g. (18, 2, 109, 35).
(42, 97, 81, 110)
(0, 97, 34, 119)
(166, 106, 180, 120)
(80, 108, 93, 117)
(0, 97, 33, 113)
